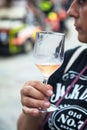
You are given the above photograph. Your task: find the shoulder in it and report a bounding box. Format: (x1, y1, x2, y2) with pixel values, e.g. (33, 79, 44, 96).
(64, 46, 80, 59)
(61, 46, 80, 70)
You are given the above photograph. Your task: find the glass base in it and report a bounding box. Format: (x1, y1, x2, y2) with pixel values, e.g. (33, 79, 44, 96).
(47, 104, 58, 112)
(39, 104, 58, 112)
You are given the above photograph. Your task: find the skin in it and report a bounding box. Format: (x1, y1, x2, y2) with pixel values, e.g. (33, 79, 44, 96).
(17, 81, 53, 130)
(17, 0, 87, 130)
(67, 0, 87, 43)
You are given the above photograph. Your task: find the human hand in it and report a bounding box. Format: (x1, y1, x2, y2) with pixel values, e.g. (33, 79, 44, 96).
(21, 81, 53, 117)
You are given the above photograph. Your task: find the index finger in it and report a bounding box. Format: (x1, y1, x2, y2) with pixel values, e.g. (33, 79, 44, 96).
(25, 81, 53, 97)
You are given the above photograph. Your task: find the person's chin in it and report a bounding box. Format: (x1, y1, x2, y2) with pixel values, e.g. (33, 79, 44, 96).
(78, 34, 87, 43)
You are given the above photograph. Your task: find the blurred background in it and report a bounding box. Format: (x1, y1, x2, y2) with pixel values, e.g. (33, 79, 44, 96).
(0, 0, 82, 130)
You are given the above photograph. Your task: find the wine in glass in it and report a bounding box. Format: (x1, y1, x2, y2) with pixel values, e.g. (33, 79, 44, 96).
(34, 31, 65, 112)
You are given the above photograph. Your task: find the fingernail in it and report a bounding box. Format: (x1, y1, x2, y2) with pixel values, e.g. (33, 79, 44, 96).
(47, 90, 53, 95)
(44, 101, 50, 107)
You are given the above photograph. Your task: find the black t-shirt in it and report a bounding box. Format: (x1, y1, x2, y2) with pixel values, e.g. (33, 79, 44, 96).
(43, 47, 87, 130)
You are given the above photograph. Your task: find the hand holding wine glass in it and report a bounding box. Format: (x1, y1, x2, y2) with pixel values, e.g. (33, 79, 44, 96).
(34, 31, 65, 112)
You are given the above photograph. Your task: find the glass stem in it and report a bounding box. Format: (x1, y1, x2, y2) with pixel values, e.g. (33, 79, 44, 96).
(43, 77, 48, 84)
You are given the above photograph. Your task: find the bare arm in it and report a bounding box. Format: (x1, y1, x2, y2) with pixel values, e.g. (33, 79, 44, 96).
(17, 112, 45, 130)
(17, 81, 53, 130)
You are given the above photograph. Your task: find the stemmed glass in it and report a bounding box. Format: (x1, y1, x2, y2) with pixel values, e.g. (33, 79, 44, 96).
(33, 31, 65, 112)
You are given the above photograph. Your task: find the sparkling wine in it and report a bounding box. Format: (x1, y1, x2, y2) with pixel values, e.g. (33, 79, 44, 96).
(36, 63, 61, 78)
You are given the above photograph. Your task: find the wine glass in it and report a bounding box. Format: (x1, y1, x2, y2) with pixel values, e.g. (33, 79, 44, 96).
(33, 31, 65, 112)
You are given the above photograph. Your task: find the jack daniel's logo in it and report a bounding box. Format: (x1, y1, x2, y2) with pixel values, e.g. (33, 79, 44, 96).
(50, 70, 87, 103)
(47, 70, 87, 130)
(50, 83, 87, 103)
(48, 105, 87, 130)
